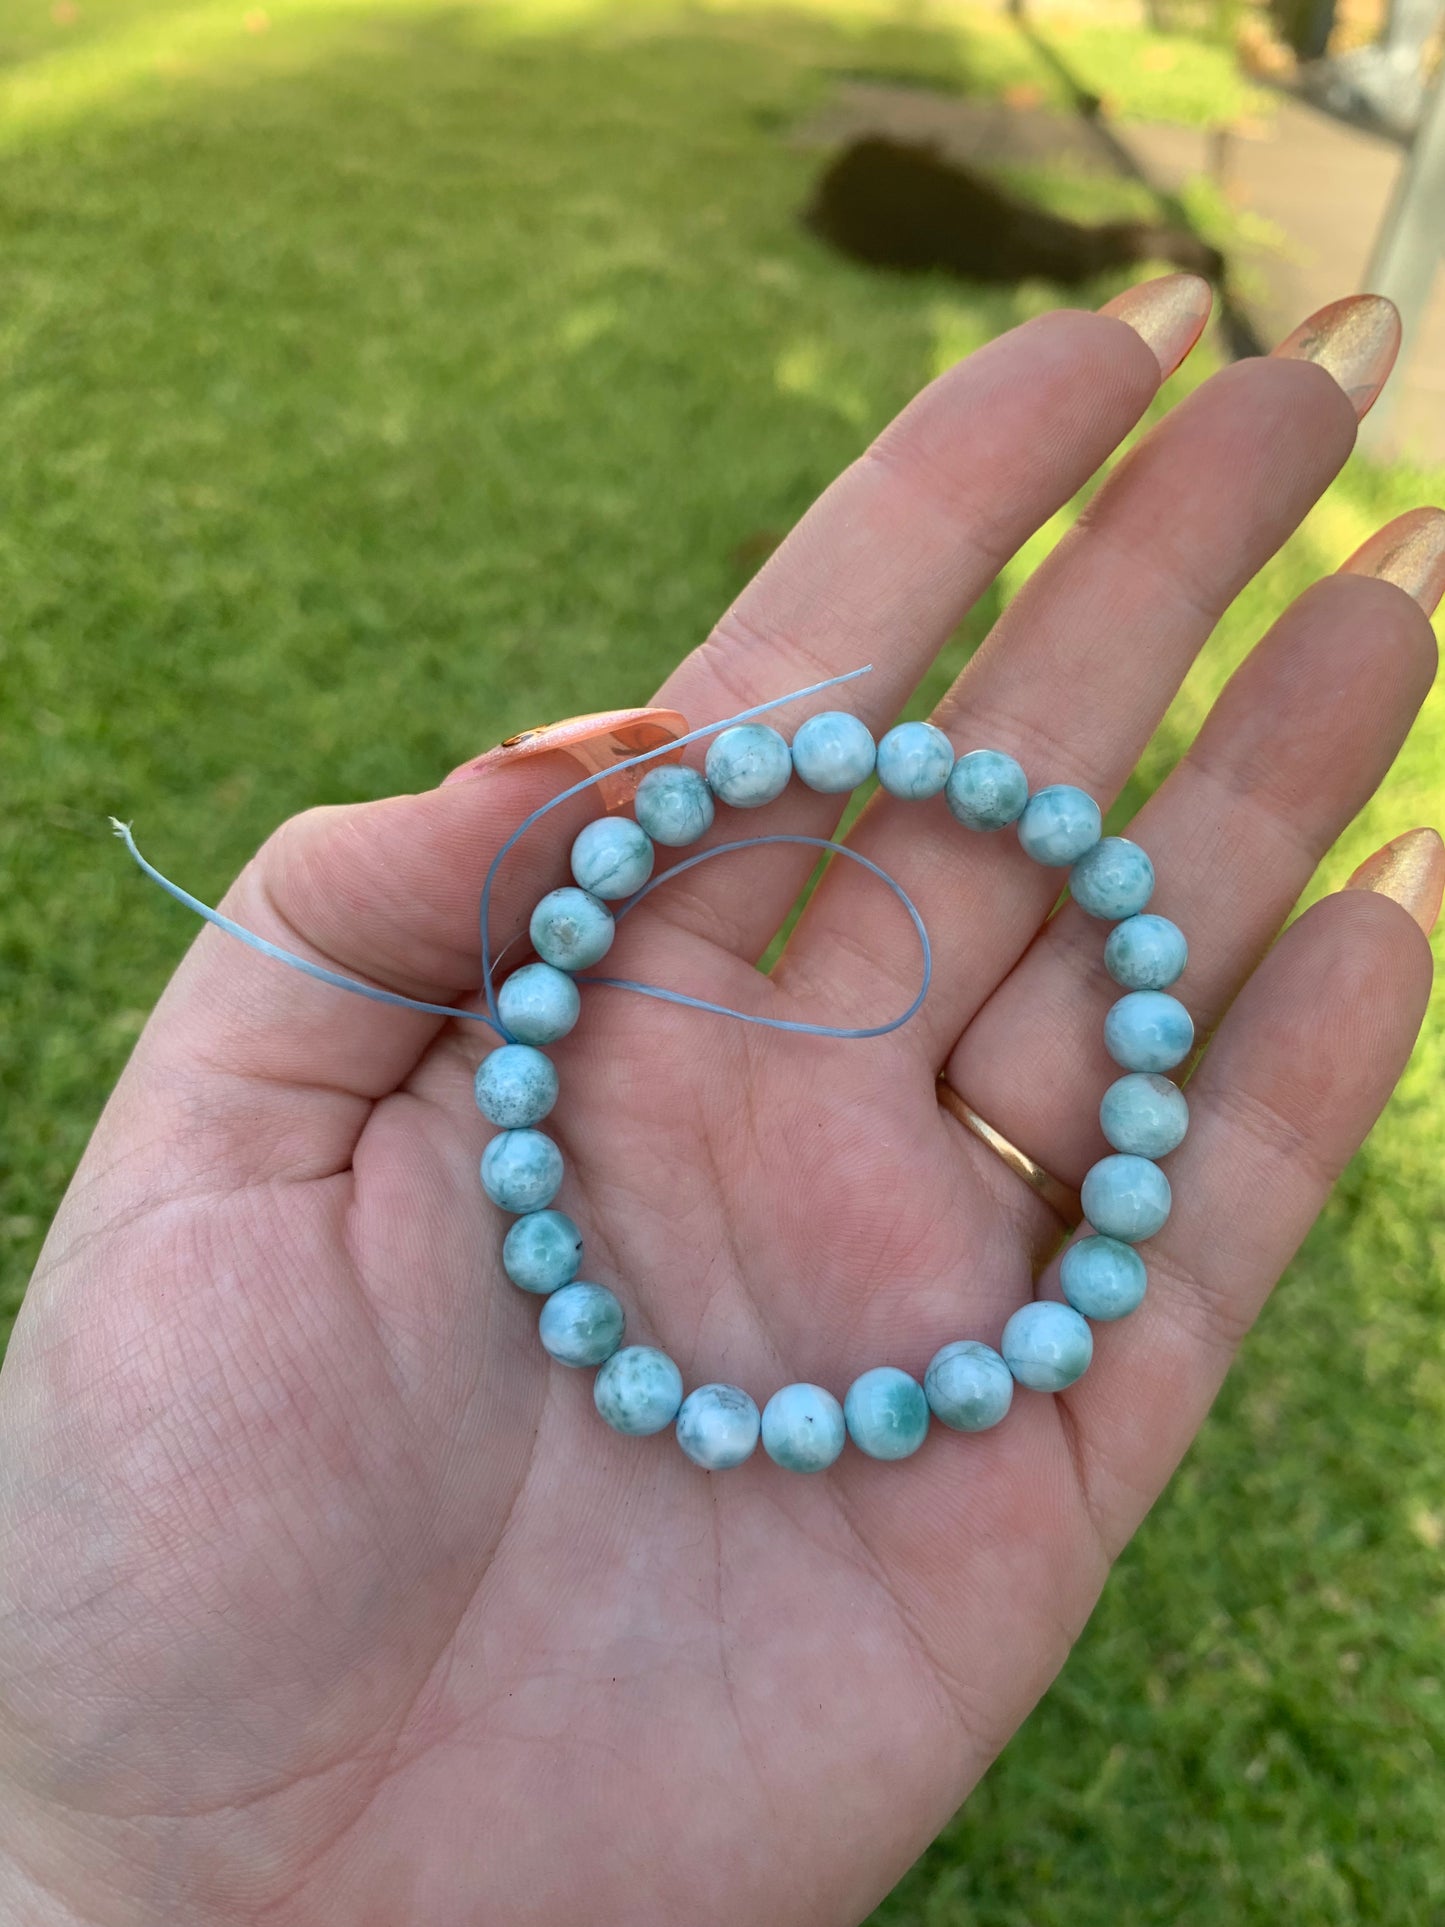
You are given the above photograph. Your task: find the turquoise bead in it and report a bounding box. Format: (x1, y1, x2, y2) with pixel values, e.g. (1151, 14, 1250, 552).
(1104, 990, 1194, 1073)
(1100, 1072, 1189, 1158)
(790, 710, 876, 793)
(1105, 913, 1188, 990)
(675, 1383, 761, 1469)
(634, 765, 714, 847)
(474, 1044, 558, 1129)
(923, 1340, 1014, 1432)
(945, 748, 1028, 831)
(1001, 1301, 1093, 1391)
(875, 721, 953, 800)
(1081, 1153, 1172, 1243)
(843, 1366, 930, 1460)
(1017, 784, 1102, 865)
(704, 723, 792, 807)
(594, 1345, 685, 1436)
(480, 1129, 563, 1214)
(1060, 1236, 1147, 1321)
(760, 1383, 847, 1472)
(529, 886, 614, 972)
(497, 962, 580, 1044)
(538, 1282, 624, 1367)
(570, 816, 655, 901)
(1070, 836, 1155, 920)
(502, 1209, 583, 1294)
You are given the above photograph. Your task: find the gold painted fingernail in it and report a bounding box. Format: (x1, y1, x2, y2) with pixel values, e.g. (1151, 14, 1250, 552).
(1344, 827, 1445, 936)
(1098, 272, 1213, 379)
(1340, 506, 1445, 616)
(1272, 293, 1401, 419)
(443, 707, 689, 807)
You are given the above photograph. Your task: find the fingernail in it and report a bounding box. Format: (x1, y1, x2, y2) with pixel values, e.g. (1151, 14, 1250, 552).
(1344, 827, 1445, 936)
(1098, 272, 1213, 379)
(1340, 506, 1445, 615)
(443, 706, 689, 808)
(1272, 293, 1401, 419)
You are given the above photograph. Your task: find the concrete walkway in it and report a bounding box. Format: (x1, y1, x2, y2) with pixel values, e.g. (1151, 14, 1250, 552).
(796, 82, 1444, 460)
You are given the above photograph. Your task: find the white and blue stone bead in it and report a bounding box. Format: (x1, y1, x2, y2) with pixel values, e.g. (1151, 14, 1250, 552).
(475, 1044, 558, 1129)
(480, 1128, 564, 1214)
(924, 1340, 1014, 1432)
(844, 1366, 930, 1460)
(529, 886, 615, 972)
(1070, 836, 1154, 920)
(1017, 784, 1102, 866)
(594, 1345, 685, 1435)
(1100, 1071, 1189, 1158)
(539, 1282, 625, 1367)
(875, 720, 953, 799)
(571, 816, 655, 900)
(497, 961, 580, 1044)
(760, 1383, 847, 1471)
(1104, 912, 1188, 990)
(791, 710, 876, 793)
(704, 722, 792, 807)
(1060, 1236, 1147, 1321)
(1001, 1301, 1093, 1391)
(1103, 990, 1194, 1074)
(1080, 1153, 1172, 1243)
(502, 1208, 583, 1294)
(676, 1383, 761, 1469)
(634, 763, 715, 846)
(945, 748, 1028, 831)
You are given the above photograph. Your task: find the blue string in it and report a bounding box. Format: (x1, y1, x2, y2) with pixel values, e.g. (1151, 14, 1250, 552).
(112, 663, 934, 1045)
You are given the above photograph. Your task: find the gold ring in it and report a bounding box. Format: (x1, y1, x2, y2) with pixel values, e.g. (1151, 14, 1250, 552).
(936, 1075, 1083, 1228)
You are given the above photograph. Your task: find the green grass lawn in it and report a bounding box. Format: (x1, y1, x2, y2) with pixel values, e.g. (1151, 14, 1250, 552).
(3, 0, 1442, 1919)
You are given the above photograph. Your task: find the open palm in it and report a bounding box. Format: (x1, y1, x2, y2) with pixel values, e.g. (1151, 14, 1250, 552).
(1, 287, 1437, 1927)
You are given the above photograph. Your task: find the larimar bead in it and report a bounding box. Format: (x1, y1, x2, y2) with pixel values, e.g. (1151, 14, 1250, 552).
(945, 748, 1028, 831)
(1104, 990, 1194, 1073)
(675, 1383, 761, 1469)
(538, 1282, 624, 1367)
(529, 887, 615, 972)
(1001, 1301, 1093, 1391)
(497, 962, 580, 1044)
(635, 764, 714, 847)
(570, 817, 655, 900)
(704, 723, 792, 807)
(1070, 837, 1155, 920)
(1105, 913, 1188, 990)
(1017, 785, 1102, 865)
(843, 1366, 930, 1460)
(1100, 1072, 1189, 1158)
(791, 710, 876, 793)
(876, 721, 953, 800)
(480, 1129, 564, 1214)
(923, 1340, 1013, 1432)
(594, 1346, 685, 1435)
(1060, 1236, 1147, 1321)
(474, 1044, 558, 1129)
(1081, 1153, 1172, 1243)
(502, 1209, 582, 1294)
(760, 1383, 846, 1472)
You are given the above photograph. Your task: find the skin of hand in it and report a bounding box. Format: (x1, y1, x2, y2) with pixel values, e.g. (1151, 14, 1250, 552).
(0, 277, 1439, 1927)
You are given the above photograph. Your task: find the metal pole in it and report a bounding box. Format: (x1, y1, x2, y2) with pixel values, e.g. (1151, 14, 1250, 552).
(1360, 71, 1445, 449)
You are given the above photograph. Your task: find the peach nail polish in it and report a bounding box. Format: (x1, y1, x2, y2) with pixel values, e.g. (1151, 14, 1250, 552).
(444, 706, 689, 807)
(1272, 293, 1401, 420)
(1344, 827, 1445, 936)
(1098, 272, 1213, 379)
(1340, 506, 1445, 616)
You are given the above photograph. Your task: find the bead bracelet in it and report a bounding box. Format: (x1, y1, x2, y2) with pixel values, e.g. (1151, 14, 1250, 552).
(476, 698, 1192, 1474)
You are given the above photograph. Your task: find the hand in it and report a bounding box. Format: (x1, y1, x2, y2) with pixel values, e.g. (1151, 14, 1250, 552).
(1, 278, 1438, 1927)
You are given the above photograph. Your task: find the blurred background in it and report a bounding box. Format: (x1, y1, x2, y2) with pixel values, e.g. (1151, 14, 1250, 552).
(2, 0, 1443, 1918)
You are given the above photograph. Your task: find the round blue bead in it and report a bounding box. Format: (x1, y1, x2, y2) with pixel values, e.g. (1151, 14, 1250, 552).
(594, 1346, 685, 1436)
(1070, 836, 1155, 920)
(790, 710, 876, 793)
(1017, 785, 1102, 865)
(538, 1282, 624, 1367)
(1104, 990, 1194, 1073)
(923, 1340, 1014, 1432)
(474, 1044, 558, 1129)
(634, 765, 714, 847)
(704, 723, 792, 808)
(480, 1129, 564, 1214)
(760, 1383, 847, 1472)
(1100, 1072, 1189, 1158)
(945, 748, 1028, 831)
(1000, 1301, 1094, 1392)
(843, 1366, 930, 1460)
(1105, 913, 1188, 991)
(502, 1209, 583, 1294)
(875, 721, 954, 800)
(497, 962, 580, 1044)
(529, 886, 614, 972)
(1081, 1153, 1172, 1243)
(1060, 1236, 1147, 1321)
(570, 816, 655, 901)
(675, 1383, 761, 1469)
